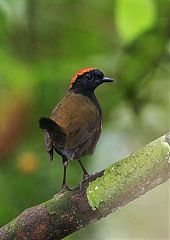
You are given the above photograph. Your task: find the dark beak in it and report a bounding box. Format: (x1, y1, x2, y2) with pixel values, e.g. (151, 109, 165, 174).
(102, 76, 114, 83)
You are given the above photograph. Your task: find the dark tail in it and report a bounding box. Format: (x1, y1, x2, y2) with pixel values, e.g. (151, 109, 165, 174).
(39, 117, 65, 143)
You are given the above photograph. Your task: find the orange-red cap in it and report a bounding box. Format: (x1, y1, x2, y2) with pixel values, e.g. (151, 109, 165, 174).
(70, 67, 95, 87)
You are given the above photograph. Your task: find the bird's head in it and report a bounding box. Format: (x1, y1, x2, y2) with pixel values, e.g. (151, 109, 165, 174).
(69, 68, 113, 93)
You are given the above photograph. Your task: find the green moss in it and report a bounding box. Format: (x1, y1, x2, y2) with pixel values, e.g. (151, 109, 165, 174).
(87, 135, 170, 210)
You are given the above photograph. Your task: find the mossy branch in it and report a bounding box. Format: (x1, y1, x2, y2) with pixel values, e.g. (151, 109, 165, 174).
(0, 133, 170, 240)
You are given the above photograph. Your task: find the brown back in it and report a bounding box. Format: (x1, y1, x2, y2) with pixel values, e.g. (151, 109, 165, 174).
(50, 92, 101, 159)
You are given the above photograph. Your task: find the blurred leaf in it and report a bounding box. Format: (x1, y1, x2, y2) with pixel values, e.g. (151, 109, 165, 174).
(0, 50, 34, 94)
(0, 0, 27, 25)
(115, 0, 156, 44)
(0, 0, 12, 19)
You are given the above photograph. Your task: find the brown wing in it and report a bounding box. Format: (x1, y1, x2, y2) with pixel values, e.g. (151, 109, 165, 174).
(71, 116, 101, 159)
(51, 92, 101, 159)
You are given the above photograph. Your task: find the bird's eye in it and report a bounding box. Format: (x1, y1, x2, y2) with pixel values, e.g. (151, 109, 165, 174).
(86, 74, 94, 80)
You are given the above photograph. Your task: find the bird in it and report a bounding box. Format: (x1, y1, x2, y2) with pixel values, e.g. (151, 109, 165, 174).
(39, 67, 113, 190)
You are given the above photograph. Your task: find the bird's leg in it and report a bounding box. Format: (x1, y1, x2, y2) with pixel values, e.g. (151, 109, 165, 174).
(78, 159, 89, 179)
(61, 157, 69, 190)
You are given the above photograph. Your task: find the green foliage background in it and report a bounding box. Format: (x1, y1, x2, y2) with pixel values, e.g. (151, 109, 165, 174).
(0, 0, 169, 239)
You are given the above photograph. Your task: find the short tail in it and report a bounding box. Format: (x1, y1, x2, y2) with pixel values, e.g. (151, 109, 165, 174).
(39, 117, 65, 143)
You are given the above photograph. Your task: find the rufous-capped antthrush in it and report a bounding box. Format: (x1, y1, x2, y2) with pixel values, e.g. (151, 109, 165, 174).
(39, 68, 113, 190)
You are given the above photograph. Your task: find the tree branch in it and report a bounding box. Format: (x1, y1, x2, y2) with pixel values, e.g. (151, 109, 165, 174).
(0, 133, 170, 240)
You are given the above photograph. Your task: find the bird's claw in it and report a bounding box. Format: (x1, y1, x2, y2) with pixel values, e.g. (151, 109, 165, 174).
(60, 184, 72, 193)
(83, 173, 89, 180)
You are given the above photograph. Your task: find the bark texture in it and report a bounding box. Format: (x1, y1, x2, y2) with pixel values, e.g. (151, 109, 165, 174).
(0, 133, 170, 240)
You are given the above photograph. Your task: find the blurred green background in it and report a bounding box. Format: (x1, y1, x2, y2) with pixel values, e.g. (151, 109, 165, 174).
(0, 0, 169, 239)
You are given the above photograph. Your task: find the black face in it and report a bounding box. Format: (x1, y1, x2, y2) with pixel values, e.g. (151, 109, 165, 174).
(71, 69, 113, 94)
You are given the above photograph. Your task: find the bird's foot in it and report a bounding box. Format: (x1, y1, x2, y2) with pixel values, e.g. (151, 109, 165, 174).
(60, 184, 72, 193)
(79, 173, 90, 190)
(82, 171, 91, 183)
(83, 172, 90, 180)
(53, 185, 71, 197)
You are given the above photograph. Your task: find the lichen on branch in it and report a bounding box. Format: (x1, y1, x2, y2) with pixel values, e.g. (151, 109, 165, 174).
(87, 135, 170, 209)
